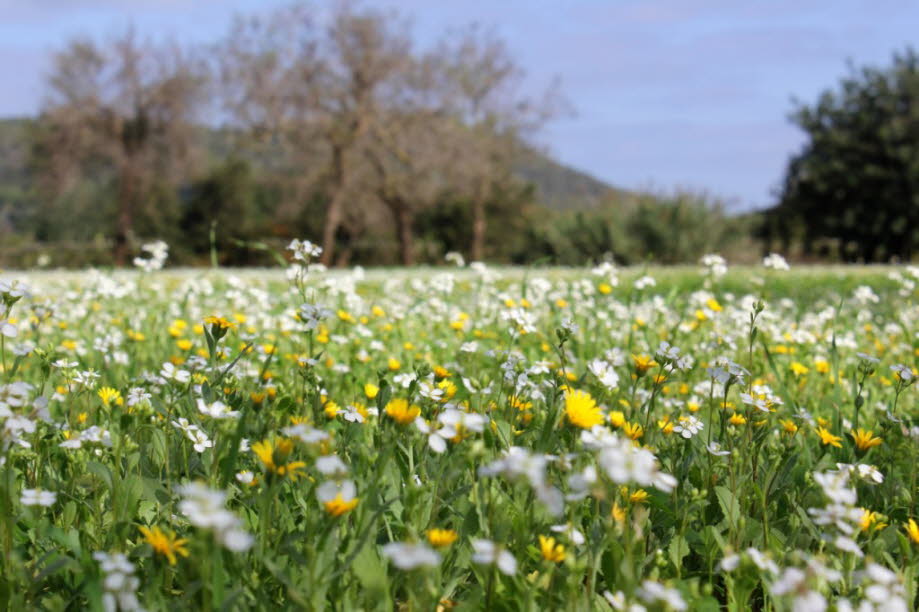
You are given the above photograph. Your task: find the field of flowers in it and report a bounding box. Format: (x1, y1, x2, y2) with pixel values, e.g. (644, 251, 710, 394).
(2, 243, 918, 611)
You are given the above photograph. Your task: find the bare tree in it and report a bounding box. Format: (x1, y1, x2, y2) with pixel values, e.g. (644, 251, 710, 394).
(38, 28, 207, 263)
(219, 3, 412, 265)
(431, 25, 558, 261)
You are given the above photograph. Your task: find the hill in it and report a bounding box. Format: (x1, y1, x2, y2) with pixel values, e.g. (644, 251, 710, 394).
(0, 116, 628, 212)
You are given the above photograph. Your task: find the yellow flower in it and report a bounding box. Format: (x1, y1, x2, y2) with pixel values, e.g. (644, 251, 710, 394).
(564, 390, 604, 429)
(204, 315, 237, 330)
(629, 489, 649, 504)
(850, 429, 882, 452)
(632, 354, 657, 376)
(859, 509, 886, 532)
(385, 398, 421, 425)
(538, 535, 566, 563)
(323, 494, 359, 517)
(622, 422, 644, 440)
(97, 387, 122, 407)
(324, 400, 341, 419)
(780, 419, 798, 435)
(251, 438, 307, 480)
(364, 383, 379, 399)
(790, 362, 809, 376)
(609, 410, 625, 428)
(139, 525, 189, 566)
(729, 413, 747, 426)
(657, 416, 675, 435)
(815, 427, 842, 448)
(905, 519, 919, 544)
(426, 528, 459, 548)
(437, 379, 457, 400)
(387, 357, 401, 371)
(611, 502, 626, 523)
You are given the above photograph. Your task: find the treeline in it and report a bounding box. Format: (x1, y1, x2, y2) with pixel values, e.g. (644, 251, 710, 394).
(0, 3, 753, 268)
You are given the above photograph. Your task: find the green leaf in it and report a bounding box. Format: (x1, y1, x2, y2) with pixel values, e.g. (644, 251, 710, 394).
(668, 533, 689, 570)
(715, 486, 740, 528)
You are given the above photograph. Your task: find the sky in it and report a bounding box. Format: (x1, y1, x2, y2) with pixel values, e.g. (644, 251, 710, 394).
(1, 0, 916, 212)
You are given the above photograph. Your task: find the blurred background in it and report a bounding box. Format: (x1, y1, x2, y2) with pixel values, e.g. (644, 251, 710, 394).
(0, 1, 917, 268)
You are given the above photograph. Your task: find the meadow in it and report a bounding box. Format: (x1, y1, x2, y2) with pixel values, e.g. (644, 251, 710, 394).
(1, 244, 917, 611)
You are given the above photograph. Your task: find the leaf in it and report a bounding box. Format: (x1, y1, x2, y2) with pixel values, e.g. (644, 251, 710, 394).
(668, 533, 689, 570)
(715, 485, 740, 528)
(86, 460, 113, 492)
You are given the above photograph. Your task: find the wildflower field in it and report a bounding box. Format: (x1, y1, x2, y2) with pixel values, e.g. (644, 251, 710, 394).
(2, 246, 919, 611)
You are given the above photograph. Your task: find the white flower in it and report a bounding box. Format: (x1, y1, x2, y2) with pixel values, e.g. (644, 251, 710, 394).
(0, 318, 16, 338)
(587, 359, 619, 390)
(316, 479, 357, 504)
(187, 429, 213, 454)
(21, 488, 57, 507)
(282, 423, 329, 444)
(196, 398, 240, 420)
(160, 362, 190, 384)
(550, 523, 585, 546)
(890, 363, 913, 382)
(471, 539, 517, 575)
(705, 442, 731, 457)
(298, 303, 332, 330)
(381, 542, 441, 570)
(763, 253, 790, 271)
(315, 455, 349, 478)
(672, 416, 703, 439)
(594, 432, 676, 492)
(176, 482, 252, 552)
(637, 580, 686, 611)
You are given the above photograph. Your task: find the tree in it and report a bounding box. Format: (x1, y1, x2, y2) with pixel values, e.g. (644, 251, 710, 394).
(769, 48, 919, 262)
(219, 4, 412, 266)
(35, 29, 207, 263)
(430, 25, 559, 261)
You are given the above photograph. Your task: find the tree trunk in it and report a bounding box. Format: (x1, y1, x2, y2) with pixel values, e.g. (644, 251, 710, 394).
(470, 197, 486, 262)
(113, 161, 137, 266)
(320, 146, 346, 266)
(394, 203, 414, 266)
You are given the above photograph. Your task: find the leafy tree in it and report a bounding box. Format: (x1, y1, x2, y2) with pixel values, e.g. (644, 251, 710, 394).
(768, 48, 919, 262)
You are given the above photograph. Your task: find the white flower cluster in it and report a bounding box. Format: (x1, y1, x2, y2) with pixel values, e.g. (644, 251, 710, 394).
(478, 447, 564, 516)
(133, 241, 169, 272)
(415, 406, 486, 454)
(700, 253, 728, 278)
(176, 482, 252, 552)
(94, 551, 144, 611)
(581, 428, 676, 493)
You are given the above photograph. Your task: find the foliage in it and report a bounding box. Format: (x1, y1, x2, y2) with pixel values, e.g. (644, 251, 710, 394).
(767, 47, 919, 262)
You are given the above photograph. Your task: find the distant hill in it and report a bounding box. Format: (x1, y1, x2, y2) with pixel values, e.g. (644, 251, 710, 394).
(0, 116, 630, 211)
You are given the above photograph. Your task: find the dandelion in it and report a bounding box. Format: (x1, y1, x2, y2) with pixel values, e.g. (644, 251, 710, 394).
(850, 428, 882, 451)
(632, 354, 657, 376)
(251, 438, 307, 480)
(317, 479, 359, 516)
(426, 528, 459, 548)
(905, 519, 919, 544)
(139, 525, 189, 566)
(97, 387, 122, 406)
(815, 427, 843, 448)
(385, 398, 421, 425)
(622, 422, 643, 440)
(564, 390, 604, 429)
(538, 535, 566, 563)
